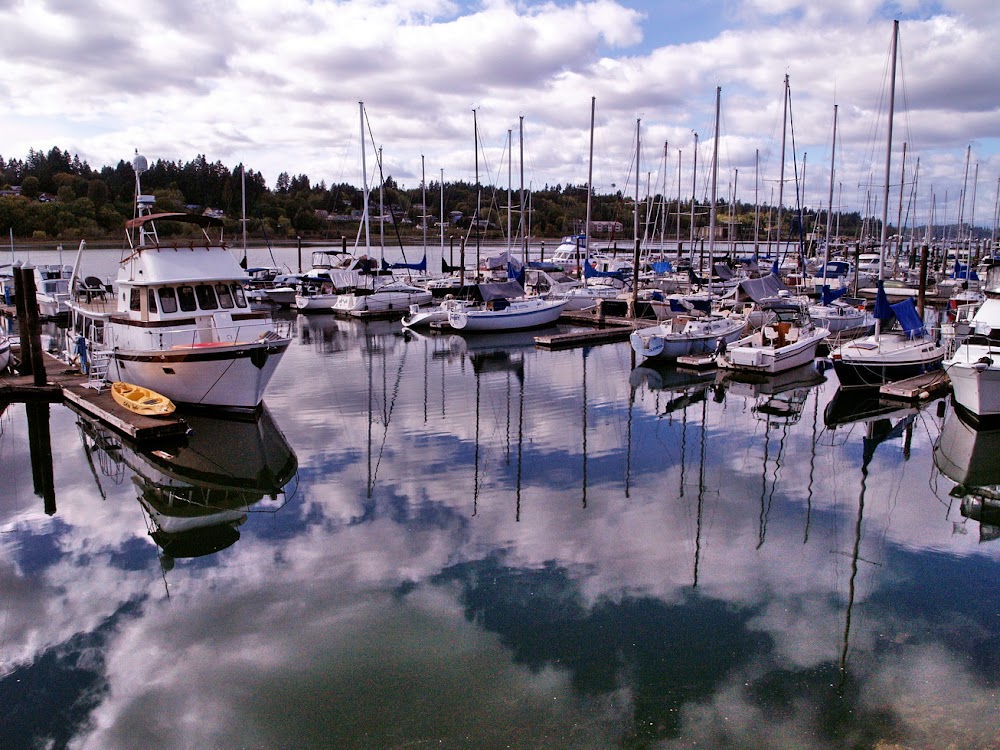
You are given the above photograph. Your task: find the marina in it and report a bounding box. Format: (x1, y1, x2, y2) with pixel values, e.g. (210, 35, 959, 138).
(2, 293, 999, 748)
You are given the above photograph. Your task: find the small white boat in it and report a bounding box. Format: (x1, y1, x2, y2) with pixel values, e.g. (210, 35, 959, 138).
(448, 296, 567, 332)
(331, 279, 432, 313)
(718, 303, 830, 374)
(33, 263, 73, 318)
(630, 314, 746, 361)
(401, 296, 469, 329)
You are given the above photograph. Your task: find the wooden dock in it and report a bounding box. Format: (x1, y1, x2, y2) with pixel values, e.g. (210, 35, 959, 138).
(534, 312, 651, 351)
(676, 353, 719, 370)
(1, 351, 190, 442)
(879, 370, 951, 401)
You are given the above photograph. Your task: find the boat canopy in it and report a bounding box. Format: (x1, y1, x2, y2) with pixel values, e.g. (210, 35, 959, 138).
(477, 280, 525, 301)
(738, 272, 787, 303)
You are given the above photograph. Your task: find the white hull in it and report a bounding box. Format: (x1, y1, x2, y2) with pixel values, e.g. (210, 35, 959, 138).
(103, 339, 288, 410)
(332, 287, 432, 313)
(0, 336, 10, 372)
(630, 316, 746, 360)
(808, 304, 873, 334)
(402, 298, 467, 329)
(719, 327, 830, 374)
(448, 298, 567, 331)
(946, 343, 1000, 418)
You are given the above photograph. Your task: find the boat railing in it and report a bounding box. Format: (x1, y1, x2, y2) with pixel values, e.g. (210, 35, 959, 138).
(147, 319, 286, 349)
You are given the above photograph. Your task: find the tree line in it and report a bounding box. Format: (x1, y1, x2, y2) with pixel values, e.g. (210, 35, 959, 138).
(1, 146, 870, 245)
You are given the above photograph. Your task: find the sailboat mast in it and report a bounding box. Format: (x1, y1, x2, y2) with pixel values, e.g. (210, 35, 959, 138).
(474, 108, 481, 279)
(776, 74, 789, 267)
(874, 19, 899, 340)
(359, 102, 371, 256)
(241, 165, 247, 266)
(421, 155, 427, 260)
(631, 118, 641, 314)
(708, 86, 721, 261)
(689, 132, 698, 264)
(823, 104, 838, 287)
(507, 128, 513, 254)
(877, 20, 898, 280)
(440, 168, 445, 268)
(585, 96, 595, 288)
(520, 115, 526, 264)
(753, 149, 760, 260)
(660, 140, 669, 252)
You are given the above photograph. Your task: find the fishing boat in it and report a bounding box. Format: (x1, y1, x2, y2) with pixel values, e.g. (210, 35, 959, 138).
(717, 302, 830, 374)
(111, 381, 176, 417)
(829, 22, 946, 388)
(630, 313, 746, 361)
(63, 151, 291, 412)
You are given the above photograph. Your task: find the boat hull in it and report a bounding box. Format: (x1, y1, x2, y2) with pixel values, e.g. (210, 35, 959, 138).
(718, 329, 829, 374)
(106, 339, 290, 411)
(831, 333, 945, 389)
(448, 299, 567, 332)
(630, 317, 746, 360)
(946, 344, 1000, 419)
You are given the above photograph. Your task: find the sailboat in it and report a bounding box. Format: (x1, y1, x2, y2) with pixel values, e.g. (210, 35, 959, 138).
(830, 21, 945, 388)
(809, 103, 873, 339)
(630, 89, 749, 361)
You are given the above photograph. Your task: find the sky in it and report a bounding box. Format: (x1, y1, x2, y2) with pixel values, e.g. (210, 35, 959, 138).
(4, 0, 1000, 228)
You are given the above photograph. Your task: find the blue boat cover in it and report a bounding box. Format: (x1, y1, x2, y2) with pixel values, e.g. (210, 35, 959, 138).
(820, 285, 848, 305)
(584, 261, 625, 280)
(889, 296, 927, 338)
(873, 280, 894, 323)
(651, 261, 673, 274)
(383, 254, 427, 272)
(507, 261, 525, 286)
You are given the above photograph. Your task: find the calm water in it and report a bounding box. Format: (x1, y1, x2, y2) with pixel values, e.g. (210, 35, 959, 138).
(2, 298, 1000, 747)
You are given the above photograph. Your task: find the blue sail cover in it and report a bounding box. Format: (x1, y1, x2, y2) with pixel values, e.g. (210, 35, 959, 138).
(873, 280, 893, 323)
(890, 297, 927, 338)
(507, 261, 525, 286)
(651, 261, 673, 274)
(383, 254, 427, 272)
(584, 261, 625, 281)
(820, 285, 848, 305)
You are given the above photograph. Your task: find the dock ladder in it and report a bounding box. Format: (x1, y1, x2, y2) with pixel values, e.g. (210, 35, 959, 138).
(85, 351, 112, 392)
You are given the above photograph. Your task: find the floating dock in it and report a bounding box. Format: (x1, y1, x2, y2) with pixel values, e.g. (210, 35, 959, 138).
(879, 370, 951, 401)
(534, 312, 650, 350)
(676, 353, 719, 370)
(1, 350, 190, 442)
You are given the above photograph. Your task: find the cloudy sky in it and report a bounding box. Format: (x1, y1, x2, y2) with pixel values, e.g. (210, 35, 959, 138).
(4, 0, 1000, 225)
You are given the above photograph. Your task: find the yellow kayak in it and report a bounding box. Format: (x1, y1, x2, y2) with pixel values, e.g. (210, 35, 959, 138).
(111, 381, 176, 417)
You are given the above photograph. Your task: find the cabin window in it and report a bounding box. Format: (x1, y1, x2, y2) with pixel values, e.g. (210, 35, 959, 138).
(158, 287, 178, 314)
(232, 284, 248, 308)
(92, 320, 104, 345)
(177, 285, 197, 312)
(216, 283, 235, 309)
(129, 288, 141, 311)
(195, 284, 218, 310)
(147, 288, 158, 313)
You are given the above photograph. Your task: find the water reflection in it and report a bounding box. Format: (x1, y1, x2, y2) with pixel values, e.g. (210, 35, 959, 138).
(74, 405, 298, 566)
(934, 408, 1000, 542)
(2, 316, 1000, 749)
